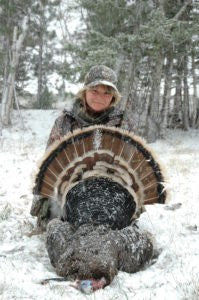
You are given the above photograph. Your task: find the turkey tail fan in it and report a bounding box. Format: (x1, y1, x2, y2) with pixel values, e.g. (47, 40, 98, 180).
(33, 125, 167, 229)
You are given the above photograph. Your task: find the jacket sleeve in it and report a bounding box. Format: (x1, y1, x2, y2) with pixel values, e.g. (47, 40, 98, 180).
(46, 112, 72, 149)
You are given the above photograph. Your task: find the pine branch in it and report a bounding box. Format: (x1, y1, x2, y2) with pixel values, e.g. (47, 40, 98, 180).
(173, 0, 192, 21)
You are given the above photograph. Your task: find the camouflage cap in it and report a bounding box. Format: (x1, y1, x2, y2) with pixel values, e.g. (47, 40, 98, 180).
(84, 65, 118, 92)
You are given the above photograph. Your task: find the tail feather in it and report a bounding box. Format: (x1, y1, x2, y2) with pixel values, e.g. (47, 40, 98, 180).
(33, 125, 166, 222)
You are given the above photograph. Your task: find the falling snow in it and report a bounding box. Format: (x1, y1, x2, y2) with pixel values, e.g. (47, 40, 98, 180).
(0, 109, 199, 300)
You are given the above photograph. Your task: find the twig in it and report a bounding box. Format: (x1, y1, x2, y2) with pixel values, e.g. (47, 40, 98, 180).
(173, 0, 192, 20)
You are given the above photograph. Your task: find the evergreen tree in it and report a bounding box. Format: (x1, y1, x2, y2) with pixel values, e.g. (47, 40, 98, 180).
(28, 0, 61, 108)
(64, 0, 199, 141)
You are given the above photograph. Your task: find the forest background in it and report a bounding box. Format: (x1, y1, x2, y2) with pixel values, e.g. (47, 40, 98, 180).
(0, 0, 198, 142)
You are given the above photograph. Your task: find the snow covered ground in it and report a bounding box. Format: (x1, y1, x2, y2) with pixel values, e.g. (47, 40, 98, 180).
(0, 109, 199, 300)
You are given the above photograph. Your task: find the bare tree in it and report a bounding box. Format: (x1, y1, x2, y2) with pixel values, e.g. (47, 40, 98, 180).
(1, 16, 29, 126)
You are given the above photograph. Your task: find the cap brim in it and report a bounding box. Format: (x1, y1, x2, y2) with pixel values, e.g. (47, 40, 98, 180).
(86, 80, 119, 93)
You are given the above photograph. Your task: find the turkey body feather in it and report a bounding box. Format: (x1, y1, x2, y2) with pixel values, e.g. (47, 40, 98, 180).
(46, 219, 154, 285)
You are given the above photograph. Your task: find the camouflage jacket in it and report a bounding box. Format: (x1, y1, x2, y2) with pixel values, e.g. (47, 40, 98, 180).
(30, 100, 142, 224)
(46, 100, 126, 148)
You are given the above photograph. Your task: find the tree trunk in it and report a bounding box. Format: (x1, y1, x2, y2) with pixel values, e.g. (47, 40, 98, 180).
(182, 54, 190, 130)
(1, 27, 17, 125)
(160, 52, 173, 135)
(36, 3, 45, 108)
(1, 16, 29, 126)
(2, 38, 10, 99)
(170, 57, 183, 128)
(36, 35, 44, 107)
(190, 54, 199, 128)
(120, 55, 134, 112)
(114, 52, 124, 81)
(0, 38, 10, 134)
(145, 54, 164, 142)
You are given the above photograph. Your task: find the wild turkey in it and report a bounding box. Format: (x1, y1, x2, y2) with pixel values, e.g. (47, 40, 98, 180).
(33, 125, 166, 285)
(33, 125, 166, 228)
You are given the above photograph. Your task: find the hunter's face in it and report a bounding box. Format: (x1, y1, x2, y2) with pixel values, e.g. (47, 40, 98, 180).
(85, 85, 113, 112)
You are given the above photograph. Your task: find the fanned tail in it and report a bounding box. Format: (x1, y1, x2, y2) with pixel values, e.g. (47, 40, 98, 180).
(33, 125, 166, 228)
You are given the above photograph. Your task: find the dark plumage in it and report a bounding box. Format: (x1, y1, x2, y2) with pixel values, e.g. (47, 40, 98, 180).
(64, 177, 136, 230)
(32, 126, 166, 288)
(46, 219, 153, 285)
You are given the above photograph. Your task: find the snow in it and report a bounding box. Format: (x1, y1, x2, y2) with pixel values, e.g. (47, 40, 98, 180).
(0, 109, 199, 300)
